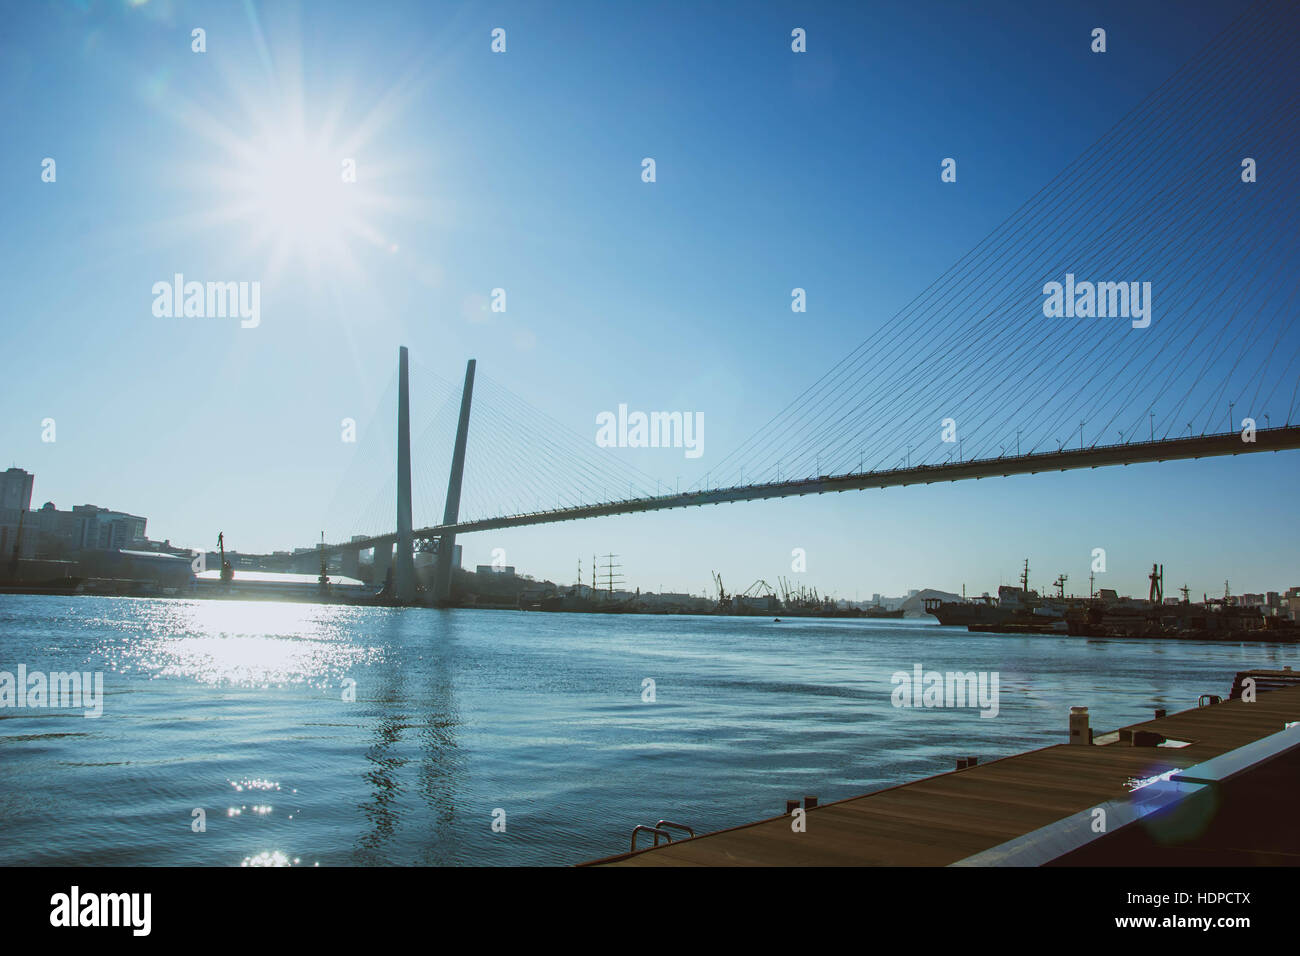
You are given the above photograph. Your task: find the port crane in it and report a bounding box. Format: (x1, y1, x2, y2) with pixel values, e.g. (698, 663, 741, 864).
(217, 532, 234, 584)
(735, 578, 779, 612)
(318, 531, 329, 591)
(776, 576, 832, 611)
(1148, 564, 1164, 604)
(740, 579, 777, 600)
(710, 571, 734, 612)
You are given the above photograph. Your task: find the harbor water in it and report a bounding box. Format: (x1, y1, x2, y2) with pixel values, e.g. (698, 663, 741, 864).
(1, 594, 1296, 866)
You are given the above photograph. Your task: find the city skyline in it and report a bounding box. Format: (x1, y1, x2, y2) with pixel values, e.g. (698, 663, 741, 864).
(3, 454, 1295, 604)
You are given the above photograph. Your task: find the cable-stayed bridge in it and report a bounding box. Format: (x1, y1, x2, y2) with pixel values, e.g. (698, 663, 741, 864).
(295, 0, 1300, 603)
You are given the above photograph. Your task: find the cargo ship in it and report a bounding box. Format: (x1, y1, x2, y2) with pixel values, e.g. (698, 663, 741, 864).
(1065, 567, 1298, 642)
(924, 560, 1063, 626)
(862, 604, 906, 619)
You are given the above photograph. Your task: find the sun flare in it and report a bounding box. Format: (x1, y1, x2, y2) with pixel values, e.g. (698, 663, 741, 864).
(237, 130, 357, 270)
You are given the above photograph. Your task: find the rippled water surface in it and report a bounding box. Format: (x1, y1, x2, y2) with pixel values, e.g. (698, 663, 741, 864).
(1, 594, 1295, 865)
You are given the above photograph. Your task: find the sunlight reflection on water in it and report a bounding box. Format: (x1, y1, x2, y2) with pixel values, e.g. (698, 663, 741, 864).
(3, 595, 1297, 866)
(92, 600, 385, 689)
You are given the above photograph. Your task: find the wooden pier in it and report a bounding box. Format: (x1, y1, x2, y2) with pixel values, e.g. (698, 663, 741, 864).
(585, 673, 1300, 866)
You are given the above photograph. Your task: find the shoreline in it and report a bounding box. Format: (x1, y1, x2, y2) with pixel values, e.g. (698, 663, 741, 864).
(2, 589, 1297, 644)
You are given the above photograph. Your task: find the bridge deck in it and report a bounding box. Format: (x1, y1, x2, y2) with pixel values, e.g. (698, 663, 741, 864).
(583, 682, 1300, 866)
(316, 426, 1300, 556)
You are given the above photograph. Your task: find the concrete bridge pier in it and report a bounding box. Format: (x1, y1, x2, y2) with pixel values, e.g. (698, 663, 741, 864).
(372, 542, 392, 590)
(340, 547, 360, 581)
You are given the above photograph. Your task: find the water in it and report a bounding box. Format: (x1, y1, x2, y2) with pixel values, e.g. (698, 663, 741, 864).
(1, 594, 1295, 866)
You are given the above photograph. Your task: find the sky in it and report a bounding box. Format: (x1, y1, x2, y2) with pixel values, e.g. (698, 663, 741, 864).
(2, 0, 1296, 602)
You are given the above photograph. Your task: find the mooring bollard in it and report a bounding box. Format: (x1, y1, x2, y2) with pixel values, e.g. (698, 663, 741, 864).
(804, 796, 818, 809)
(786, 799, 800, 815)
(956, 757, 969, 770)
(1069, 706, 1090, 745)
(967, 756, 978, 766)
(1155, 708, 1166, 718)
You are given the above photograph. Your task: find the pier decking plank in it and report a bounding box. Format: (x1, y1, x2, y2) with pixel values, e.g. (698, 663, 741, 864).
(588, 684, 1300, 866)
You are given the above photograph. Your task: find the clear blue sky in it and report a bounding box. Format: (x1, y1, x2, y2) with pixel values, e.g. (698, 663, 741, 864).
(2, 0, 1295, 601)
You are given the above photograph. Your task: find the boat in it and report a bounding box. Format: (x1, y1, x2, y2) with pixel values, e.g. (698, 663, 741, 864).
(923, 592, 1002, 626)
(861, 604, 905, 619)
(925, 560, 1066, 627)
(0, 576, 84, 596)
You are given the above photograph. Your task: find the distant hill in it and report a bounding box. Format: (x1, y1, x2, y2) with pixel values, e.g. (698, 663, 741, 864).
(900, 588, 963, 617)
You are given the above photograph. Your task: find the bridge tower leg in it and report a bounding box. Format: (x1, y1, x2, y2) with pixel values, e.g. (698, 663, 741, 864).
(433, 358, 476, 606)
(340, 547, 360, 581)
(393, 346, 417, 603)
(372, 541, 392, 590)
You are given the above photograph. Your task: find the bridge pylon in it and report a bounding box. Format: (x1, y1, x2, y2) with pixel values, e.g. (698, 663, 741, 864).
(433, 358, 476, 605)
(393, 346, 417, 602)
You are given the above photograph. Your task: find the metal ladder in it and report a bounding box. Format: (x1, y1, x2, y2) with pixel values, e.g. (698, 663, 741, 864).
(630, 819, 695, 852)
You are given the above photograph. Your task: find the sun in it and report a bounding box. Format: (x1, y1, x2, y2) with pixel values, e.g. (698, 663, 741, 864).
(237, 128, 359, 274)
(251, 137, 346, 238)
(146, 7, 432, 288)
(168, 99, 394, 281)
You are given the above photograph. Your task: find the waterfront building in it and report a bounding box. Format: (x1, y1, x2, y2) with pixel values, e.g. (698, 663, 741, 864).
(0, 467, 34, 511)
(0, 467, 157, 573)
(194, 568, 368, 598)
(78, 549, 193, 588)
(0, 468, 37, 558)
(1286, 587, 1300, 622)
(36, 503, 147, 554)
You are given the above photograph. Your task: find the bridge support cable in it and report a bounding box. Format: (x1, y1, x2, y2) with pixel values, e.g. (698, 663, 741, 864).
(697, 0, 1298, 489)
